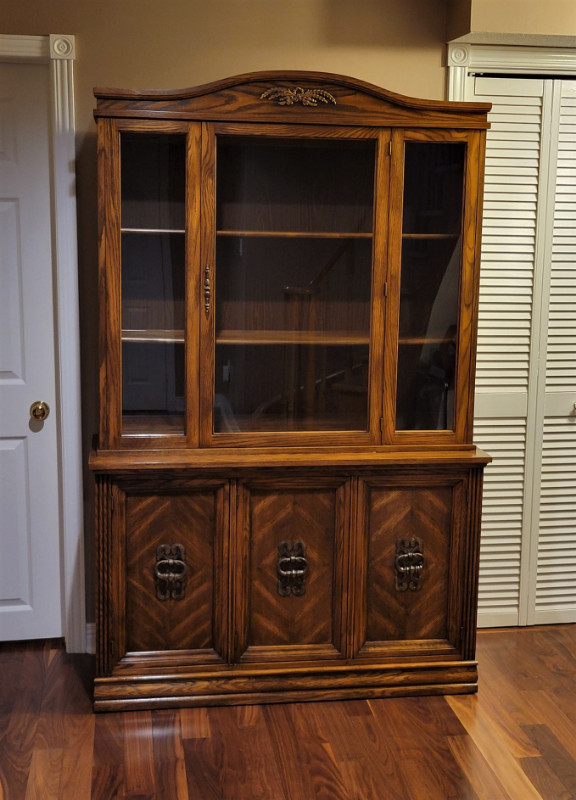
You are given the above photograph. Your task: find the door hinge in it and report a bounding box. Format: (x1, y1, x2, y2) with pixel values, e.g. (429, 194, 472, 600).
(384, 280, 388, 297)
(389, 140, 392, 157)
(379, 417, 384, 431)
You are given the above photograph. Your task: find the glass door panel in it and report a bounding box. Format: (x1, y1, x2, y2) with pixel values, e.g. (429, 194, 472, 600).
(395, 141, 465, 431)
(120, 133, 186, 435)
(214, 137, 375, 434)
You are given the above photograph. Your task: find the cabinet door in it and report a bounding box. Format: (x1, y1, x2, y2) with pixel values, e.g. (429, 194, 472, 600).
(353, 473, 471, 659)
(200, 124, 389, 447)
(97, 119, 201, 447)
(99, 477, 229, 670)
(385, 129, 484, 446)
(234, 477, 350, 662)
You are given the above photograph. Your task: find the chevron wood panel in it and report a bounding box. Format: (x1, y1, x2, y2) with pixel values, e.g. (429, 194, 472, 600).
(364, 484, 453, 643)
(246, 487, 339, 650)
(125, 491, 220, 654)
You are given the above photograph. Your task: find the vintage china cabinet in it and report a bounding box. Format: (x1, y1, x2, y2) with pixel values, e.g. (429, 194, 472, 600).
(90, 71, 491, 711)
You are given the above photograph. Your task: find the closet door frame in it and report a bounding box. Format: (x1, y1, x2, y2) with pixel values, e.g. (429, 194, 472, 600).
(448, 40, 576, 627)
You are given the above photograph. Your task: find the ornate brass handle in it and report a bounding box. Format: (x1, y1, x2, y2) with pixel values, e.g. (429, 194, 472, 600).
(30, 401, 50, 421)
(395, 537, 425, 592)
(154, 544, 187, 600)
(204, 265, 211, 315)
(277, 541, 308, 596)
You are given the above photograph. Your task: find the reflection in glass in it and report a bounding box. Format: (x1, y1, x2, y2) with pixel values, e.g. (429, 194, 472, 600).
(213, 137, 375, 434)
(396, 142, 465, 431)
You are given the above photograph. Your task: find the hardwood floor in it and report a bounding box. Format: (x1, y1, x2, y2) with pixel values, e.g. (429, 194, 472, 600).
(1, 625, 576, 799)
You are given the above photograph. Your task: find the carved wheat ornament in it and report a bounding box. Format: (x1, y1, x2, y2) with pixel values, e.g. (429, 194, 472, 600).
(260, 86, 337, 107)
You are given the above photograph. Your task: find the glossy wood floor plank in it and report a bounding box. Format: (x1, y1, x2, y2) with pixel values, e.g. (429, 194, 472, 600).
(2, 626, 576, 799)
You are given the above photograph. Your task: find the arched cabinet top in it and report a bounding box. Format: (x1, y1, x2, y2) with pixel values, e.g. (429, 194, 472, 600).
(94, 70, 491, 129)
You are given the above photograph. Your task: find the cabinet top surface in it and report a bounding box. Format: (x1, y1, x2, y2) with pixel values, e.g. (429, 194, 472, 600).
(89, 445, 492, 472)
(94, 70, 491, 129)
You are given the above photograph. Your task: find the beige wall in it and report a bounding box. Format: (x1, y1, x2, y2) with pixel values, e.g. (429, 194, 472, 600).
(470, 0, 576, 36)
(3, 0, 453, 623)
(4, 0, 574, 625)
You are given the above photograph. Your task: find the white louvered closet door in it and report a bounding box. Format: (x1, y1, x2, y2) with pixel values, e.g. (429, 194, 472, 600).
(536, 82, 576, 623)
(468, 75, 576, 626)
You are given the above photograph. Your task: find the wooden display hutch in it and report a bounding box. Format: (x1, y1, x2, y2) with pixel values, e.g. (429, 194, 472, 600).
(90, 71, 491, 711)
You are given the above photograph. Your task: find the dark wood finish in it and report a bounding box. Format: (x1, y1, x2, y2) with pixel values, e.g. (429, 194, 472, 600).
(235, 476, 349, 662)
(93, 70, 492, 130)
(3, 627, 576, 799)
(124, 491, 220, 655)
(357, 475, 463, 651)
(91, 71, 491, 710)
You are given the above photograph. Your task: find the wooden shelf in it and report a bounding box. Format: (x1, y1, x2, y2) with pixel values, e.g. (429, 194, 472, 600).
(122, 414, 185, 435)
(216, 329, 370, 346)
(402, 233, 459, 239)
(121, 227, 186, 234)
(123, 329, 185, 343)
(122, 329, 370, 345)
(216, 412, 367, 433)
(399, 336, 456, 345)
(217, 230, 373, 239)
(123, 332, 454, 348)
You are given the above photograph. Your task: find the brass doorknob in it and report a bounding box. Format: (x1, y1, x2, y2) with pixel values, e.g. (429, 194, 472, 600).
(30, 401, 50, 421)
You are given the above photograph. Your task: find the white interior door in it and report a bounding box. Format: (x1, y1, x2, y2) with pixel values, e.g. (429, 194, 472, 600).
(0, 61, 63, 639)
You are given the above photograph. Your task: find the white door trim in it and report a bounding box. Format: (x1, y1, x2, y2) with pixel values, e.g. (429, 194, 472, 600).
(447, 38, 576, 99)
(0, 34, 85, 651)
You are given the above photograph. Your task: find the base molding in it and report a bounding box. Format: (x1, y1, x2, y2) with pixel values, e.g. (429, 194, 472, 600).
(93, 660, 478, 712)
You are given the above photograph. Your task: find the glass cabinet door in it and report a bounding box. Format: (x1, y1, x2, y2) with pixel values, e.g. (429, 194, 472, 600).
(395, 138, 466, 432)
(120, 132, 187, 436)
(211, 135, 377, 436)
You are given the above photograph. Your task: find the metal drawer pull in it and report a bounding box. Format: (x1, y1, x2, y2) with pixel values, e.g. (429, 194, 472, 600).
(277, 541, 308, 596)
(395, 537, 425, 592)
(154, 543, 187, 600)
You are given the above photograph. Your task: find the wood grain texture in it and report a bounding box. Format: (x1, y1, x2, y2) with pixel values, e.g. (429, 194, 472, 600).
(3, 627, 576, 799)
(93, 71, 491, 132)
(125, 491, 217, 653)
(241, 480, 345, 656)
(365, 483, 452, 642)
(91, 71, 491, 713)
(94, 465, 484, 709)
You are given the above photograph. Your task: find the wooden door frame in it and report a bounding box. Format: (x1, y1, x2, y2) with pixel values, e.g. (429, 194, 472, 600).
(0, 34, 85, 652)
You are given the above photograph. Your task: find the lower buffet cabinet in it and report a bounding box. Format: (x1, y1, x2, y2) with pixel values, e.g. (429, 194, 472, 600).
(93, 458, 486, 711)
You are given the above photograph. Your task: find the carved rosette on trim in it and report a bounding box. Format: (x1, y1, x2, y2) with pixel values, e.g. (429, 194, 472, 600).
(260, 86, 337, 107)
(154, 544, 187, 600)
(394, 537, 425, 592)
